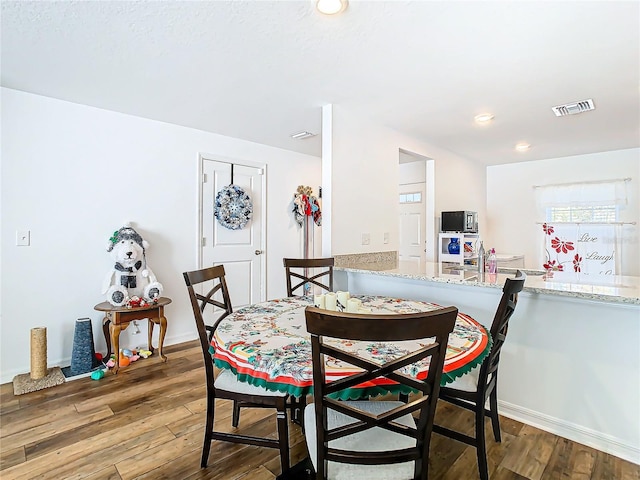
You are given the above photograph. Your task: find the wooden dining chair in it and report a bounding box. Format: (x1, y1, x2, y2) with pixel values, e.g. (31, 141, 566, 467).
(283, 257, 334, 296)
(183, 265, 290, 473)
(433, 270, 526, 480)
(304, 305, 458, 480)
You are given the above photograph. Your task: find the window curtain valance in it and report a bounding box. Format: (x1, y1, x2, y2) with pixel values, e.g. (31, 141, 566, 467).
(534, 179, 629, 207)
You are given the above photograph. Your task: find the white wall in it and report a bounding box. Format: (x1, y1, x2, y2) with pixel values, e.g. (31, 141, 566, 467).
(399, 156, 426, 184)
(486, 149, 640, 275)
(0, 88, 321, 383)
(324, 105, 487, 256)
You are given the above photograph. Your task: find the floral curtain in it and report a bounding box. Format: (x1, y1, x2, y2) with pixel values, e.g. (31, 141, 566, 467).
(536, 179, 629, 278)
(541, 223, 618, 276)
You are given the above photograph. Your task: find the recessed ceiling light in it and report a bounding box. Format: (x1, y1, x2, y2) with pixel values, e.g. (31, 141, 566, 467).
(515, 143, 531, 152)
(316, 0, 348, 15)
(290, 131, 317, 140)
(474, 113, 495, 124)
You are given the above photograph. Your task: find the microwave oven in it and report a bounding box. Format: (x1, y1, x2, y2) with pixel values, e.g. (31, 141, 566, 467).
(441, 211, 478, 233)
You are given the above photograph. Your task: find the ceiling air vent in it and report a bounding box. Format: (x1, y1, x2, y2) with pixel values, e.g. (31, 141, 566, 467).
(552, 99, 595, 117)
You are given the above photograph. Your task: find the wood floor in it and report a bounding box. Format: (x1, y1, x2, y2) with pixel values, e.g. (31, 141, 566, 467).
(1, 340, 638, 480)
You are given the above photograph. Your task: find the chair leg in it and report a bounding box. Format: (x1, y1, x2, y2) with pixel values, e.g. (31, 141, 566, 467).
(489, 387, 501, 442)
(232, 400, 241, 427)
(290, 395, 306, 426)
(201, 392, 215, 468)
(475, 404, 489, 480)
(276, 399, 290, 472)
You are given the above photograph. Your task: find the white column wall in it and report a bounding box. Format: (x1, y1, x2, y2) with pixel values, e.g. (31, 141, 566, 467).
(325, 105, 487, 256)
(0, 88, 321, 383)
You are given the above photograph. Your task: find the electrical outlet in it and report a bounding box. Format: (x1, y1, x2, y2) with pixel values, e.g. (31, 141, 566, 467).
(16, 230, 30, 246)
(361, 233, 370, 245)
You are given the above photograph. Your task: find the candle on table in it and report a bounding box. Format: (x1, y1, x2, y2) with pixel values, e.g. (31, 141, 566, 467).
(325, 292, 337, 311)
(346, 298, 362, 313)
(337, 291, 350, 310)
(314, 294, 326, 309)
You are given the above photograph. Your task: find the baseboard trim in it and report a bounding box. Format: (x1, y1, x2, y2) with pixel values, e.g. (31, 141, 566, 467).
(498, 400, 640, 465)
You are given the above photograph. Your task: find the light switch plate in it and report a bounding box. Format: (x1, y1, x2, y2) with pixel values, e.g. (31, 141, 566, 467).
(383, 232, 389, 244)
(16, 230, 30, 246)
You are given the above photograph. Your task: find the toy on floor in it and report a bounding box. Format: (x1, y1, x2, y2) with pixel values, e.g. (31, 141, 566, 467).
(138, 349, 152, 358)
(105, 348, 146, 370)
(102, 223, 163, 307)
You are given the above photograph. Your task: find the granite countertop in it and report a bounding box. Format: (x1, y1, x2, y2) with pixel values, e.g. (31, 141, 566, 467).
(334, 259, 640, 305)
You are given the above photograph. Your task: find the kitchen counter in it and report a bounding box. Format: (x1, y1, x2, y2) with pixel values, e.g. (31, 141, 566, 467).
(334, 260, 640, 305)
(332, 255, 640, 461)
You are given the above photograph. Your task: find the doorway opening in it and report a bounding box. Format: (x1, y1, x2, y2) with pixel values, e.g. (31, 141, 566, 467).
(398, 150, 435, 264)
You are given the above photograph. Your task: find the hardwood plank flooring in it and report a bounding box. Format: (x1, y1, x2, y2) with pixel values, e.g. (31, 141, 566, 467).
(1, 340, 637, 480)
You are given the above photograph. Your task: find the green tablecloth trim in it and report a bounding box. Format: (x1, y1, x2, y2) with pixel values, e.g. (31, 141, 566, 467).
(211, 325, 493, 399)
(213, 357, 309, 398)
(441, 326, 493, 386)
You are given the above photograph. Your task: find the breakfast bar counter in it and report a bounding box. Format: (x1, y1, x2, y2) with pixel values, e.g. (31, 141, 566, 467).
(331, 254, 640, 464)
(334, 260, 640, 305)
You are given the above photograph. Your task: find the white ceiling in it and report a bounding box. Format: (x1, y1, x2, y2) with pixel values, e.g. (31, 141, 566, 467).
(2, 1, 638, 166)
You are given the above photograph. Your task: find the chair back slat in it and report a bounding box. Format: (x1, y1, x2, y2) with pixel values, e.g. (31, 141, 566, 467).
(305, 305, 458, 479)
(283, 257, 334, 296)
(183, 265, 233, 379)
(481, 270, 526, 382)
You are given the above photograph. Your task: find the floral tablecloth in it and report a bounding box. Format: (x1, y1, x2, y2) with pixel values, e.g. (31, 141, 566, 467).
(210, 295, 491, 399)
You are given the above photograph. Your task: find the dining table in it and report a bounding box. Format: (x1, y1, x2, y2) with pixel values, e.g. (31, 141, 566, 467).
(210, 295, 491, 400)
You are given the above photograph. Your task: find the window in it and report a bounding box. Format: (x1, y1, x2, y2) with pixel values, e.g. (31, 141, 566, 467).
(399, 192, 422, 204)
(548, 205, 618, 223)
(535, 179, 629, 276)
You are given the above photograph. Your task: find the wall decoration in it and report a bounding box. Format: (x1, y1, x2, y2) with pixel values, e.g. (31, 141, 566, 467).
(214, 184, 253, 230)
(292, 185, 321, 227)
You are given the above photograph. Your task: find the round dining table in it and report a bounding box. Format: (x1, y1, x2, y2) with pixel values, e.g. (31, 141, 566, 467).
(210, 295, 491, 399)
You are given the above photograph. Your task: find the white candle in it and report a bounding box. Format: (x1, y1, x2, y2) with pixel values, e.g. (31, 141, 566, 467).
(314, 294, 326, 309)
(325, 292, 337, 311)
(346, 298, 362, 313)
(337, 291, 350, 310)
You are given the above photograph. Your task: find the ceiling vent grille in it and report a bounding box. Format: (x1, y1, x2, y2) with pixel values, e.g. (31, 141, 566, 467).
(290, 130, 317, 140)
(552, 99, 595, 117)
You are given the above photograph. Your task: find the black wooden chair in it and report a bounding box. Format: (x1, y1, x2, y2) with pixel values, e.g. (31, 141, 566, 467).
(283, 258, 334, 423)
(304, 305, 458, 480)
(433, 270, 526, 480)
(183, 265, 290, 472)
(283, 257, 334, 296)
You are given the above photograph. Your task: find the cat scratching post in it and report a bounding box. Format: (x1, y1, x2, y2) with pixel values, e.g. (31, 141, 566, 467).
(30, 327, 48, 379)
(69, 318, 98, 376)
(13, 327, 65, 395)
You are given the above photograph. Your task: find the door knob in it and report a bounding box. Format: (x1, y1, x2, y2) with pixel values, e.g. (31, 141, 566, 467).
(255, 250, 264, 255)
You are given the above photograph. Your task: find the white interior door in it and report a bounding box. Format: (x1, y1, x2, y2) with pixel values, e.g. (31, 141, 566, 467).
(399, 182, 426, 264)
(200, 157, 265, 308)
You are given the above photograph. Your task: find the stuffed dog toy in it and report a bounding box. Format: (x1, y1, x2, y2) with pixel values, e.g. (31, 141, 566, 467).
(102, 223, 163, 307)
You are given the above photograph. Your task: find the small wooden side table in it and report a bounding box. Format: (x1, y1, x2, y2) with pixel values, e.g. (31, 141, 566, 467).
(94, 297, 172, 374)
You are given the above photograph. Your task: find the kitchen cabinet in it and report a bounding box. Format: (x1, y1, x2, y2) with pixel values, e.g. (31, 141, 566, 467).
(438, 232, 480, 266)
